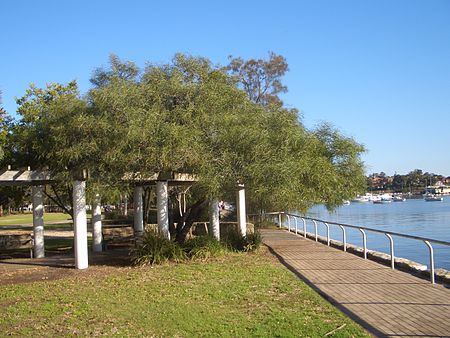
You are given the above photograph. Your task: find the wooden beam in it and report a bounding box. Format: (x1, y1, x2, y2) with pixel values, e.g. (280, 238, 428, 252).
(0, 169, 54, 186)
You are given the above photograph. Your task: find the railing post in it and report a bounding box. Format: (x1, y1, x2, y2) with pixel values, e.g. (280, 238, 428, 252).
(278, 213, 282, 228)
(338, 225, 346, 252)
(313, 220, 318, 242)
(424, 240, 435, 284)
(359, 228, 367, 259)
(294, 216, 298, 235)
(286, 214, 291, 232)
(302, 218, 307, 238)
(385, 234, 395, 270)
(324, 222, 330, 246)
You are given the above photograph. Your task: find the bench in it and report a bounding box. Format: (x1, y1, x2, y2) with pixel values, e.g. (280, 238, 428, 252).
(102, 225, 134, 250)
(0, 233, 34, 258)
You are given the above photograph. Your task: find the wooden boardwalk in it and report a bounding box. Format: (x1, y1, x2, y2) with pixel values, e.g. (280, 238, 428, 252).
(261, 229, 450, 338)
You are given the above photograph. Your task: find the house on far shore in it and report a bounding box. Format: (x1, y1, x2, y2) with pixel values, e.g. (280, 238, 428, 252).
(425, 182, 450, 195)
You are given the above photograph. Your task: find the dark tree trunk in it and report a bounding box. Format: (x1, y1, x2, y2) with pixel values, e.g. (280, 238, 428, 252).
(175, 199, 208, 244)
(43, 184, 74, 220)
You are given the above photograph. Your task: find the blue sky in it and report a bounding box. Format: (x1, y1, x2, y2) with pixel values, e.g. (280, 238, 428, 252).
(2, 0, 450, 176)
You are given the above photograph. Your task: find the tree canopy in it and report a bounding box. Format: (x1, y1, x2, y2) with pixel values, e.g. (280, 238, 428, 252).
(5, 53, 366, 240)
(228, 52, 289, 107)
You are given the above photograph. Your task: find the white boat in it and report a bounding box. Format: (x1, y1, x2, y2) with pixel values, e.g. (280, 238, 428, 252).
(392, 196, 406, 202)
(373, 197, 392, 204)
(372, 193, 392, 204)
(424, 194, 443, 202)
(352, 193, 376, 203)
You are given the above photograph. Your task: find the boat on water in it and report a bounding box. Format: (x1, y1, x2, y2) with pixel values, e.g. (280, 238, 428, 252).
(373, 197, 392, 204)
(392, 195, 406, 202)
(351, 195, 371, 203)
(424, 194, 443, 202)
(372, 193, 393, 204)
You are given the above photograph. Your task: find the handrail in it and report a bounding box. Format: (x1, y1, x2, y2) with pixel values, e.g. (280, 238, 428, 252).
(258, 211, 450, 284)
(269, 211, 450, 247)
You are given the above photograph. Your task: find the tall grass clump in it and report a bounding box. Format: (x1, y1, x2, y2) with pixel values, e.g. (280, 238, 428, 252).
(183, 236, 228, 261)
(133, 230, 186, 265)
(133, 228, 262, 266)
(222, 228, 262, 252)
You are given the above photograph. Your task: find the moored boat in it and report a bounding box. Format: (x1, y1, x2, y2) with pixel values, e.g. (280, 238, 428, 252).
(424, 194, 443, 202)
(392, 195, 406, 202)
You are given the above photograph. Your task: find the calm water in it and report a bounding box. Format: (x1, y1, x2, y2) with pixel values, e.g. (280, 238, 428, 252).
(295, 197, 450, 271)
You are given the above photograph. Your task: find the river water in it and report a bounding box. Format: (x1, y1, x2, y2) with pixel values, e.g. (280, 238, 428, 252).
(302, 196, 450, 271)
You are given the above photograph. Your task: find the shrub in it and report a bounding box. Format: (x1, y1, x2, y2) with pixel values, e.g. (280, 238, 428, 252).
(133, 228, 262, 266)
(244, 230, 262, 252)
(222, 228, 262, 252)
(183, 236, 228, 261)
(132, 230, 186, 265)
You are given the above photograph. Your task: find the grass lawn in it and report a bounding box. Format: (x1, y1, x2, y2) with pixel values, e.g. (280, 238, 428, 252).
(0, 212, 71, 226)
(0, 250, 369, 337)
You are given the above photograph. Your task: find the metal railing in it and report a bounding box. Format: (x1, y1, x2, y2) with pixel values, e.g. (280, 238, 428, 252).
(252, 211, 450, 284)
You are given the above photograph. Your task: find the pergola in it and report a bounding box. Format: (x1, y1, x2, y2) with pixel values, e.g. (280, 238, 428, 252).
(0, 168, 247, 269)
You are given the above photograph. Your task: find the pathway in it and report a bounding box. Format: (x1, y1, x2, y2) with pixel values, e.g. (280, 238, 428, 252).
(261, 228, 450, 338)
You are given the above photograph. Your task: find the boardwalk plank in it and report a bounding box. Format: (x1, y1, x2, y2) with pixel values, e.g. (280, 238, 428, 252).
(262, 228, 450, 338)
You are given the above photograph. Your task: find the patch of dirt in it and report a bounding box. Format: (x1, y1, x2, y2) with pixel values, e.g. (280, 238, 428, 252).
(0, 249, 134, 285)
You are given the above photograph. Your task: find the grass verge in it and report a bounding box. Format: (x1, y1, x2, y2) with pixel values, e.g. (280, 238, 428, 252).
(0, 250, 369, 337)
(0, 212, 71, 226)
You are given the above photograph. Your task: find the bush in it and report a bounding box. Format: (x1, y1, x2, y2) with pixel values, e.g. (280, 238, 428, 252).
(222, 228, 262, 252)
(183, 236, 228, 261)
(133, 228, 262, 266)
(132, 231, 186, 265)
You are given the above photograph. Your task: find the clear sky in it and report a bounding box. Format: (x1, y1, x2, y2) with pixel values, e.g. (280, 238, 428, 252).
(2, 0, 450, 176)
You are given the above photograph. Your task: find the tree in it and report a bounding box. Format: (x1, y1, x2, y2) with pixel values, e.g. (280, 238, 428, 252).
(11, 81, 104, 218)
(0, 90, 11, 161)
(12, 53, 366, 243)
(90, 54, 139, 88)
(88, 54, 366, 243)
(228, 52, 288, 107)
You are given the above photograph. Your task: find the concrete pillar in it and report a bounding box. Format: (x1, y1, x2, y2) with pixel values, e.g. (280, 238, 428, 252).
(73, 180, 88, 269)
(236, 184, 247, 237)
(208, 198, 220, 241)
(156, 181, 170, 239)
(92, 194, 102, 252)
(133, 186, 144, 236)
(32, 185, 45, 258)
(124, 195, 128, 217)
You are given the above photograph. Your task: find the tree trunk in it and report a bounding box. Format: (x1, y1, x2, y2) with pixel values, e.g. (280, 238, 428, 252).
(175, 199, 207, 244)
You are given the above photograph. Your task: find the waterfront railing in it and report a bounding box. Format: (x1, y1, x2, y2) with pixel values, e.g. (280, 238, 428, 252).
(251, 211, 450, 284)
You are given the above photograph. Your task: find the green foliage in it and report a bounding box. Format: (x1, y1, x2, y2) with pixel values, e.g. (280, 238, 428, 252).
(228, 51, 288, 107)
(134, 227, 262, 265)
(222, 228, 262, 252)
(183, 235, 228, 261)
(9, 53, 367, 230)
(90, 54, 139, 88)
(0, 90, 12, 162)
(132, 230, 186, 265)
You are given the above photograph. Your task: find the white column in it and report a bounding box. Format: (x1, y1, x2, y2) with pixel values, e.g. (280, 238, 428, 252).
(73, 180, 88, 269)
(32, 185, 45, 258)
(209, 198, 220, 240)
(133, 186, 144, 236)
(237, 184, 247, 237)
(124, 195, 128, 216)
(156, 181, 170, 239)
(92, 193, 102, 252)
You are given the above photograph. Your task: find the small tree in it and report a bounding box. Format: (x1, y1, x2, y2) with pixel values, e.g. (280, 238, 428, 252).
(228, 52, 288, 107)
